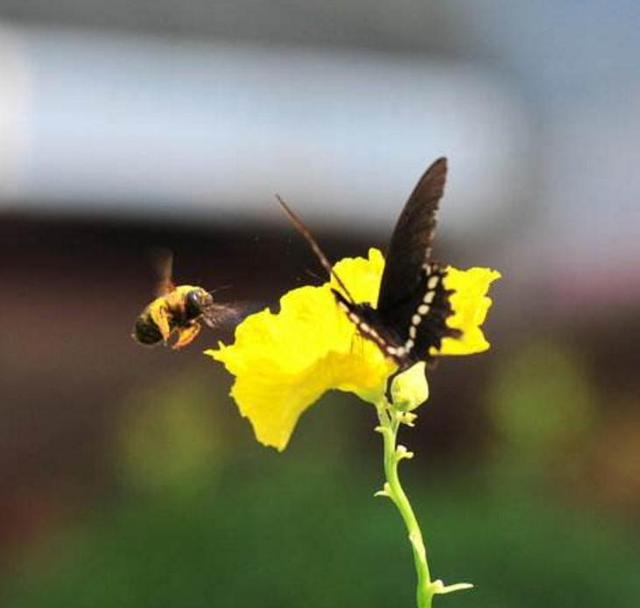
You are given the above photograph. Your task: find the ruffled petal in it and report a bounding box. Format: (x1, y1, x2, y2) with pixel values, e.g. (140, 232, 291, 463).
(438, 267, 501, 355)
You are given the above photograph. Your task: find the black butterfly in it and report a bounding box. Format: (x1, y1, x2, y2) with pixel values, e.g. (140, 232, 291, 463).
(277, 157, 460, 402)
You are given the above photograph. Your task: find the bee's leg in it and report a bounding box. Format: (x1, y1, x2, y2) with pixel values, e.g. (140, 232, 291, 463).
(172, 322, 201, 350)
(149, 304, 172, 343)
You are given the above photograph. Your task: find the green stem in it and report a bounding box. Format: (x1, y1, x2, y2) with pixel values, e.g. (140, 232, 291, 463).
(376, 402, 434, 608)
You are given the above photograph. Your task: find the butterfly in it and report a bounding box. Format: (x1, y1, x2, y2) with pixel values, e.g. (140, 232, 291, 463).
(277, 157, 461, 402)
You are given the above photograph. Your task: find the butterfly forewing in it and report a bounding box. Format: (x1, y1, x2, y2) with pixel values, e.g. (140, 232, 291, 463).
(377, 157, 447, 311)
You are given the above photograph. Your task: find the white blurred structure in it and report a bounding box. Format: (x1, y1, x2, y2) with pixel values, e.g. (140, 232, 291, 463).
(1, 0, 638, 307)
(0, 25, 529, 237)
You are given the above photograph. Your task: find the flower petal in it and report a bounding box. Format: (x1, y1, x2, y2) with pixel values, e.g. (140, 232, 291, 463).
(330, 247, 385, 304)
(438, 266, 501, 355)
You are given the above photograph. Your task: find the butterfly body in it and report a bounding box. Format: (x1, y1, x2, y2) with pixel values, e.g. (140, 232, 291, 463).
(332, 260, 459, 369)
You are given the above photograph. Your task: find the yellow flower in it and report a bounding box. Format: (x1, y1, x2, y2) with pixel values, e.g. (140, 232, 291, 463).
(206, 248, 499, 450)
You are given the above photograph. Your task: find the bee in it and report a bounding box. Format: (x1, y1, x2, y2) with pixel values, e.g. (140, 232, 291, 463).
(132, 251, 236, 350)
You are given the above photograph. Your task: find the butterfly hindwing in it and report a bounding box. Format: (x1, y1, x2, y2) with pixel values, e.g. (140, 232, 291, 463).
(377, 262, 460, 362)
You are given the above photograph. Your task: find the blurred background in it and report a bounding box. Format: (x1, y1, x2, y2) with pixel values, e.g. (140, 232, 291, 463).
(1, 1, 639, 606)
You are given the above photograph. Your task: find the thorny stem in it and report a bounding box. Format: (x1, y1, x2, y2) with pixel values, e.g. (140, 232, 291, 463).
(376, 402, 433, 608)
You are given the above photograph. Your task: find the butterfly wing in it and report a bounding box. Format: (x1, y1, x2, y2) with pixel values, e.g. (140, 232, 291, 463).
(375, 158, 460, 362)
(377, 262, 460, 362)
(377, 157, 447, 311)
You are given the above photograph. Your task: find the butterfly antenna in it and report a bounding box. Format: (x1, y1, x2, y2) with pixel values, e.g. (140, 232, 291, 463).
(275, 194, 355, 303)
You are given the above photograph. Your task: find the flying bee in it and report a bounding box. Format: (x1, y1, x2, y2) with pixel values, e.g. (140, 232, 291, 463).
(132, 250, 237, 350)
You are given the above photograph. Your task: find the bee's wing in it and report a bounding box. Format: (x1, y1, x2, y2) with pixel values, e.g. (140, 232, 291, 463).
(152, 248, 175, 296)
(199, 302, 245, 330)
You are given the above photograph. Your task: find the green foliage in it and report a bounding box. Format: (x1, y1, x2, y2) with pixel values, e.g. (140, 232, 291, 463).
(116, 372, 227, 493)
(489, 340, 595, 466)
(3, 463, 639, 608)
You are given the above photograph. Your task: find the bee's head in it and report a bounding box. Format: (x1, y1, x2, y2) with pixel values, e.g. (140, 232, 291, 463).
(185, 288, 213, 319)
